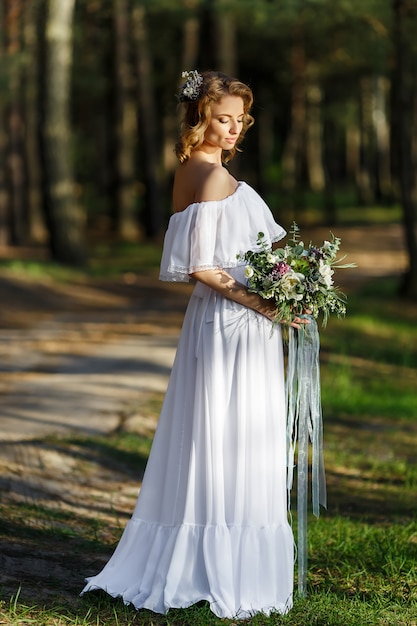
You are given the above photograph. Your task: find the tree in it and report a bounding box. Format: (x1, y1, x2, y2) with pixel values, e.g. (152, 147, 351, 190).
(43, 0, 86, 265)
(0, 2, 10, 248)
(23, 0, 47, 243)
(281, 10, 306, 211)
(6, 0, 26, 245)
(392, 0, 417, 298)
(114, 0, 138, 241)
(132, 2, 162, 237)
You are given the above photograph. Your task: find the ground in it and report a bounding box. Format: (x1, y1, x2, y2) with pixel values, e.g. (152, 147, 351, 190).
(0, 223, 409, 612)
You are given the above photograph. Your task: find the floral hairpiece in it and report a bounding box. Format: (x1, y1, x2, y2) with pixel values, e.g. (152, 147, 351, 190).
(177, 70, 203, 102)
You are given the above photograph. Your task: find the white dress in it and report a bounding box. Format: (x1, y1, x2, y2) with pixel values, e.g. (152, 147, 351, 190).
(81, 182, 294, 619)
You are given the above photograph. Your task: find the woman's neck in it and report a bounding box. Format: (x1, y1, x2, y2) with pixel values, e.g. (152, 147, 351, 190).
(192, 145, 223, 166)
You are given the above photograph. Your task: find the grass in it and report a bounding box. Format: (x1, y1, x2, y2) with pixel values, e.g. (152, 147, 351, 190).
(1, 271, 417, 624)
(0, 241, 163, 282)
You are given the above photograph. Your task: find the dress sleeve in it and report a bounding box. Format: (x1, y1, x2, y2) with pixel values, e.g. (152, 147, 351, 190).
(159, 201, 220, 283)
(159, 182, 286, 283)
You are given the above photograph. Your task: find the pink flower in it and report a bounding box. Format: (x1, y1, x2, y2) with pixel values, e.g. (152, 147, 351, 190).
(271, 262, 290, 279)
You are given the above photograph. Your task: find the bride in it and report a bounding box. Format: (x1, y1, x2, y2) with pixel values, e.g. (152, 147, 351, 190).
(82, 70, 309, 620)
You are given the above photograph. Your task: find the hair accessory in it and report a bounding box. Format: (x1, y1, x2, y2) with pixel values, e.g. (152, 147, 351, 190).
(178, 70, 203, 102)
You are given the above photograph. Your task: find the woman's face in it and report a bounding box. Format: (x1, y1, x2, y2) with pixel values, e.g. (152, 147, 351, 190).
(202, 95, 245, 152)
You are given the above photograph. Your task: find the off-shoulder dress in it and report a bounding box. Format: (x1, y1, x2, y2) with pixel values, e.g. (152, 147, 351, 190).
(81, 182, 294, 619)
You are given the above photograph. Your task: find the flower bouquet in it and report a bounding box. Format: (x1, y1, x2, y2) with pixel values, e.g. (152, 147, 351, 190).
(241, 223, 356, 596)
(240, 223, 355, 327)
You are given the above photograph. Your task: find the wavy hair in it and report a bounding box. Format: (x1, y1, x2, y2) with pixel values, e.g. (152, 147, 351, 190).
(174, 71, 254, 164)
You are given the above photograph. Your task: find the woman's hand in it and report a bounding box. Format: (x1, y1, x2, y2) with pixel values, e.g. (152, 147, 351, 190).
(285, 315, 311, 330)
(261, 305, 311, 329)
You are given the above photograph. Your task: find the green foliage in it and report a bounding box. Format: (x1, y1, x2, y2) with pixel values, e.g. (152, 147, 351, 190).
(0, 241, 163, 281)
(2, 0, 417, 252)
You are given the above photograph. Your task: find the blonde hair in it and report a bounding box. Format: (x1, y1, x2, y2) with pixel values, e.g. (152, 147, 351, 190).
(174, 71, 254, 164)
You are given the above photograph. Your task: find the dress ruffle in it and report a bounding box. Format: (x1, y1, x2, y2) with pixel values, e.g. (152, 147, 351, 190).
(159, 182, 286, 282)
(82, 517, 293, 619)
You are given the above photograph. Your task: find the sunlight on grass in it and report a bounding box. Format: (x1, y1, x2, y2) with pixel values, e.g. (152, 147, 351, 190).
(321, 358, 417, 419)
(0, 241, 163, 281)
(0, 258, 86, 282)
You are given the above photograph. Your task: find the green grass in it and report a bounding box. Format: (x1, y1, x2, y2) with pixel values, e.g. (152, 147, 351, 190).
(0, 241, 163, 281)
(267, 187, 403, 227)
(1, 276, 417, 624)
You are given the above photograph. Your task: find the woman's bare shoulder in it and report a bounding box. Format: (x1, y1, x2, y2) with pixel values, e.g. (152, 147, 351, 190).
(196, 165, 233, 202)
(173, 161, 235, 212)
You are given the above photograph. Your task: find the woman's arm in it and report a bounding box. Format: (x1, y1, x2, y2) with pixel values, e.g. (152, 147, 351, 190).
(190, 268, 309, 329)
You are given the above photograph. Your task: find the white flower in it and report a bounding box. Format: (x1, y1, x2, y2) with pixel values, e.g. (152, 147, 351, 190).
(322, 240, 332, 252)
(319, 260, 334, 288)
(245, 265, 254, 278)
(267, 253, 277, 264)
(279, 270, 304, 301)
(178, 70, 203, 101)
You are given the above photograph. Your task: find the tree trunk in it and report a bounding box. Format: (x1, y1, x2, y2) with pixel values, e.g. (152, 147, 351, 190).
(114, 0, 138, 241)
(23, 0, 47, 243)
(43, 0, 85, 265)
(357, 77, 375, 205)
(132, 2, 162, 238)
(305, 66, 325, 193)
(0, 3, 10, 248)
(281, 23, 306, 216)
(198, 0, 216, 70)
(322, 111, 337, 224)
(345, 123, 361, 185)
(413, 93, 417, 202)
(257, 88, 275, 197)
(214, 0, 237, 76)
(392, 0, 417, 297)
(181, 10, 200, 71)
(372, 75, 392, 202)
(6, 0, 26, 246)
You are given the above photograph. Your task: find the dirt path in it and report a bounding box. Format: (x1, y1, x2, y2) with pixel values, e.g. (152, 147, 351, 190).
(0, 273, 194, 438)
(0, 223, 407, 439)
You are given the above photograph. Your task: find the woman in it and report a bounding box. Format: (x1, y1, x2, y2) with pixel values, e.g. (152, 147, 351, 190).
(82, 70, 308, 620)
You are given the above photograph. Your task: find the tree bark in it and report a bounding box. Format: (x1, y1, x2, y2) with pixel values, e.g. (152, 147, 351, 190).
(23, 0, 47, 243)
(214, 0, 237, 76)
(181, 9, 200, 71)
(306, 67, 325, 193)
(281, 23, 306, 215)
(372, 76, 391, 202)
(0, 3, 10, 248)
(357, 77, 375, 205)
(6, 0, 26, 246)
(114, 0, 138, 241)
(199, 0, 216, 70)
(345, 123, 361, 185)
(132, 2, 162, 238)
(392, 0, 417, 297)
(43, 0, 86, 265)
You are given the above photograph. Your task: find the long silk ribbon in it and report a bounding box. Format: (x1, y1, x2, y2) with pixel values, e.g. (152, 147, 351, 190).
(286, 314, 327, 597)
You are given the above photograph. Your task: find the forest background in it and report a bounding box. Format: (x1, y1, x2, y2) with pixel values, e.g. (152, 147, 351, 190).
(0, 0, 416, 297)
(1, 2, 417, 624)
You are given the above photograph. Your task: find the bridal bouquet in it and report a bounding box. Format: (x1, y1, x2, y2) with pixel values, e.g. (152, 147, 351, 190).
(240, 223, 355, 327)
(240, 224, 355, 595)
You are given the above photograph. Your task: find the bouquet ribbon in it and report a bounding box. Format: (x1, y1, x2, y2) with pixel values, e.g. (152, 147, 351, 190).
(286, 314, 327, 597)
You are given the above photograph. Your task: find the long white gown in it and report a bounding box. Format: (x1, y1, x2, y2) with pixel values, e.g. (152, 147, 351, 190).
(81, 182, 294, 619)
